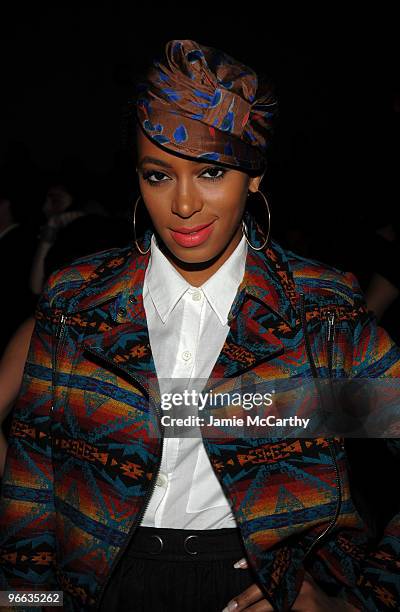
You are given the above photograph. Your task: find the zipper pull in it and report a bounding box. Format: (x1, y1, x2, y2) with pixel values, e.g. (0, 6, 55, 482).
(56, 313, 68, 338)
(327, 311, 336, 342)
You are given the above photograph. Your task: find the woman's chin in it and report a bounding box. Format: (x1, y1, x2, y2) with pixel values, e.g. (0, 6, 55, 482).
(158, 235, 218, 264)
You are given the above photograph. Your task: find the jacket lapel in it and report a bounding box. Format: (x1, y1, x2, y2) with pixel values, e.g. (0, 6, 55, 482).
(206, 242, 299, 381)
(65, 242, 158, 398)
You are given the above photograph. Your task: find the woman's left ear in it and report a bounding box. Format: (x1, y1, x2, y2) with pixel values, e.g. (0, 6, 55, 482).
(248, 172, 265, 193)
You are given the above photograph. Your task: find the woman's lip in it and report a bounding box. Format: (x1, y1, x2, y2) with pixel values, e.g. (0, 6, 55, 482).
(170, 220, 215, 247)
(171, 220, 215, 234)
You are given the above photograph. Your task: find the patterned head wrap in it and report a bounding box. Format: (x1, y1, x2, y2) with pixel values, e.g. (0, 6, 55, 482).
(134, 39, 278, 171)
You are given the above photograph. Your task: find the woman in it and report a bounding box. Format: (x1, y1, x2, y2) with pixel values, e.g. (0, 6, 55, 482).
(0, 39, 399, 612)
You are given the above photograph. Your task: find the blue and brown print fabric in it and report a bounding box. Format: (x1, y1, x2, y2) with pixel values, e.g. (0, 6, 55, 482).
(134, 39, 277, 170)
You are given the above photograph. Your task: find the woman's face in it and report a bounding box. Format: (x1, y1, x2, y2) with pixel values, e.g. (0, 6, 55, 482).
(136, 127, 264, 284)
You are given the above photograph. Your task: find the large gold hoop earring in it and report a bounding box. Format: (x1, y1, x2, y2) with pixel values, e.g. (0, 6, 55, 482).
(133, 195, 151, 255)
(242, 190, 271, 251)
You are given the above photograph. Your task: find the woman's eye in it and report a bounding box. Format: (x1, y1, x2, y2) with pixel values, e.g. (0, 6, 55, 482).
(142, 171, 169, 184)
(202, 167, 225, 181)
(141, 166, 226, 186)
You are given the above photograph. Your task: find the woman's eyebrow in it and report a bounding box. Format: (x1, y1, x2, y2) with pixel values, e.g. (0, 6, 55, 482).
(138, 156, 173, 169)
(138, 156, 207, 170)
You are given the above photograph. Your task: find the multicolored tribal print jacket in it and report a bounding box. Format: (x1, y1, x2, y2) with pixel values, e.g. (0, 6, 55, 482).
(0, 229, 399, 612)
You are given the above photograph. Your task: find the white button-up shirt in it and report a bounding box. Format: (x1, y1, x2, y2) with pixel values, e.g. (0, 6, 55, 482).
(141, 231, 248, 529)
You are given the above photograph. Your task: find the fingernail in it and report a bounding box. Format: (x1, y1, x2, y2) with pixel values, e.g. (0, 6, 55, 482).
(233, 557, 248, 568)
(222, 601, 238, 612)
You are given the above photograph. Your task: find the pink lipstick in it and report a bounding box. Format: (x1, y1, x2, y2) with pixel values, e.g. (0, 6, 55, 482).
(170, 220, 215, 247)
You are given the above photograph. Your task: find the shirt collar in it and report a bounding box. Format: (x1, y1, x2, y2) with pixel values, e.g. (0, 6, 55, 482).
(144, 233, 190, 323)
(144, 232, 248, 325)
(201, 233, 247, 325)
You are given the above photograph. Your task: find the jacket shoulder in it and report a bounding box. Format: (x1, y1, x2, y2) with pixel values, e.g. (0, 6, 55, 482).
(280, 245, 363, 306)
(44, 244, 135, 307)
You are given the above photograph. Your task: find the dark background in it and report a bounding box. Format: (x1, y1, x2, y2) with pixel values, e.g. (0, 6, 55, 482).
(0, 2, 398, 278)
(0, 2, 399, 537)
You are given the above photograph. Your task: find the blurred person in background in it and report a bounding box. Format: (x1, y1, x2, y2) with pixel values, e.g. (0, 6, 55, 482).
(0, 179, 36, 355)
(29, 177, 87, 295)
(366, 221, 400, 337)
(366, 88, 400, 344)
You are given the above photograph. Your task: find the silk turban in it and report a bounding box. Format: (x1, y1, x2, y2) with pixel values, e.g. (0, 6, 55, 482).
(133, 39, 278, 171)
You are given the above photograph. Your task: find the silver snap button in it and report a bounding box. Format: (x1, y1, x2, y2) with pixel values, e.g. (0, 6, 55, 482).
(184, 535, 199, 555)
(149, 535, 164, 554)
(182, 350, 192, 361)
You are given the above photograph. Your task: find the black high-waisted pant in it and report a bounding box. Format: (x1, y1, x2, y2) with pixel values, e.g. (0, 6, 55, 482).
(98, 526, 261, 612)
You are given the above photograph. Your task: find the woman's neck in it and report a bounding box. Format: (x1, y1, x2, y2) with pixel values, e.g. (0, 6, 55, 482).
(156, 227, 244, 287)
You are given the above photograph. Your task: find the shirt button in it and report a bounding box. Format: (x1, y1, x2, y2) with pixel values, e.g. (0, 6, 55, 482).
(182, 350, 192, 361)
(156, 472, 168, 488)
(192, 290, 202, 301)
(117, 307, 127, 317)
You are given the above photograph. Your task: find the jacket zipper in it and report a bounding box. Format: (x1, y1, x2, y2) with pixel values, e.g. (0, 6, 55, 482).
(50, 294, 132, 404)
(80, 345, 164, 611)
(49, 311, 71, 577)
(299, 294, 342, 560)
(326, 309, 337, 418)
(52, 313, 69, 375)
(326, 310, 336, 377)
(303, 442, 342, 560)
(51, 313, 69, 413)
(299, 293, 318, 379)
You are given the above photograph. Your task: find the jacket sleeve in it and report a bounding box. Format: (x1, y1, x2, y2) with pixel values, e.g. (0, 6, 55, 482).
(0, 278, 58, 597)
(343, 271, 400, 611)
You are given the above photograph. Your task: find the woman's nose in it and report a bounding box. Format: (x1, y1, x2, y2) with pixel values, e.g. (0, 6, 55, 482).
(171, 182, 203, 217)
